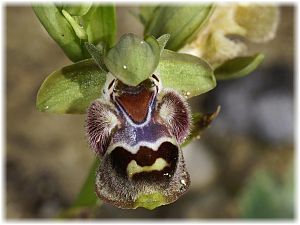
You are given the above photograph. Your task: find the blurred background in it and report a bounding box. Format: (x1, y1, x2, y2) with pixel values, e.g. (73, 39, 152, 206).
(6, 5, 294, 219)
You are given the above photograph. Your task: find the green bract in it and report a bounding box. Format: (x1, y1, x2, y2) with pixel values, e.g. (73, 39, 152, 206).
(214, 53, 265, 80)
(73, 160, 101, 208)
(144, 5, 215, 51)
(103, 34, 161, 86)
(32, 4, 116, 62)
(37, 59, 106, 114)
(158, 50, 216, 98)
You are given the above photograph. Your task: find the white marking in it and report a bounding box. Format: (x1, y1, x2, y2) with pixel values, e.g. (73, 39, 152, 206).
(159, 99, 175, 124)
(152, 70, 163, 93)
(163, 172, 171, 178)
(103, 73, 116, 100)
(180, 179, 187, 186)
(107, 136, 177, 154)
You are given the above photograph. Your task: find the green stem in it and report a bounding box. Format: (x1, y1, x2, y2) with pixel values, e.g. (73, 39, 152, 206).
(73, 159, 100, 207)
(57, 159, 101, 218)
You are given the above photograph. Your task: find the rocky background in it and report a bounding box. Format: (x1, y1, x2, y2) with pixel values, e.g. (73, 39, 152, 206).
(6, 5, 294, 219)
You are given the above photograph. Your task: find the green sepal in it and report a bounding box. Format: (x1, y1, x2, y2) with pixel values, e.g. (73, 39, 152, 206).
(158, 49, 216, 98)
(214, 53, 265, 80)
(36, 59, 106, 114)
(103, 33, 160, 86)
(182, 106, 221, 147)
(144, 5, 215, 51)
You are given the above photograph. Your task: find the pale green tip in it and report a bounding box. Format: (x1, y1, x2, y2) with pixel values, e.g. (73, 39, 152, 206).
(134, 193, 166, 210)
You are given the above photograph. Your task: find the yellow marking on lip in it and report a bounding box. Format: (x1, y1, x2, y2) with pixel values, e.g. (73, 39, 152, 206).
(127, 158, 169, 178)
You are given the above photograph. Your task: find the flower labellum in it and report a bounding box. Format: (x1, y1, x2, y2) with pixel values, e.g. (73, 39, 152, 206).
(86, 74, 191, 209)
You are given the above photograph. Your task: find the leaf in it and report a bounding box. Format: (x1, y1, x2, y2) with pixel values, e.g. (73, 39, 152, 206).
(182, 106, 220, 147)
(157, 49, 216, 98)
(214, 53, 265, 80)
(36, 59, 106, 114)
(32, 4, 85, 62)
(104, 33, 160, 86)
(144, 5, 215, 51)
(82, 5, 116, 49)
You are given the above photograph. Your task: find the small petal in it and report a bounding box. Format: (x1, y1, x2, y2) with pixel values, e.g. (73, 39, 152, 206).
(157, 89, 191, 143)
(86, 99, 120, 155)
